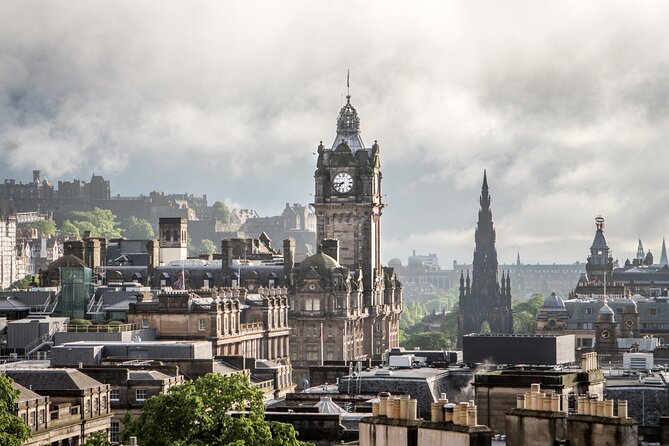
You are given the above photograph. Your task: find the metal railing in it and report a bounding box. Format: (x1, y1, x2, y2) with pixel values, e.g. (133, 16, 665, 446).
(24, 324, 61, 357)
(65, 323, 142, 333)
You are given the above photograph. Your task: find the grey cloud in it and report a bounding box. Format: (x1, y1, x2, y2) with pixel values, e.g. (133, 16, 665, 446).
(2, 1, 669, 266)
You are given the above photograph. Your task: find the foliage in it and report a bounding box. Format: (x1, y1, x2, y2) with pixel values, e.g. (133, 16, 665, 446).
(24, 219, 56, 237)
(120, 216, 155, 239)
(69, 319, 92, 326)
(402, 331, 454, 350)
(121, 373, 310, 446)
(81, 431, 111, 446)
(0, 374, 31, 446)
(60, 220, 81, 239)
(439, 305, 459, 343)
(199, 239, 218, 255)
(400, 301, 427, 333)
(8, 275, 38, 289)
(479, 321, 491, 334)
(212, 201, 231, 223)
(62, 208, 122, 239)
(512, 293, 544, 334)
(512, 293, 545, 317)
(513, 311, 537, 334)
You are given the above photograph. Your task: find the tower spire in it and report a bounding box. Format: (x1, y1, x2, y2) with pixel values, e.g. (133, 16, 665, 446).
(661, 237, 669, 267)
(480, 170, 490, 209)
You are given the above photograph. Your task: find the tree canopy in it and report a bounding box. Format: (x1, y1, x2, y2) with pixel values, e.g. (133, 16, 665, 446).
(212, 201, 231, 223)
(119, 216, 156, 239)
(512, 293, 544, 335)
(0, 374, 31, 446)
(199, 239, 218, 255)
(403, 331, 454, 350)
(121, 373, 309, 446)
(23, 219, 56, 237)
(81, 431, 111, 446)
(61, 208, 122, 239)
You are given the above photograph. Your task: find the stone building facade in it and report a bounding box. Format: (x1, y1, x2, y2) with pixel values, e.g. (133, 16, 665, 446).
(127, 287, 293, 395)
(458, 172, 513, 345)
(6, 368, 113, 446)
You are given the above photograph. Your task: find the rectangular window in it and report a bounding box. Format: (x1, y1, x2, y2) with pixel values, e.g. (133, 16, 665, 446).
(85, 400, 91, 415)
(101, 396, 107, 410)
(651, 308, 658, 316)
(305, 298, 321, 311)
(584, 308, 592, 316)
(111, 421, 120, 444)
(198, 319, 206, 331)
(110, 389, 120, 401)
(136, 389, 147, 401)
(141, 319, 149, 329)
(29, 411, 35, 427)
(306, 345, 319, 361)
(38, 408, 45, 424)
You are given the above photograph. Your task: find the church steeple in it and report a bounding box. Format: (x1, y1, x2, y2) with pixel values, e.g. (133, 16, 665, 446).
(661, 238, 668, 267)
(637, 239, 645, 262)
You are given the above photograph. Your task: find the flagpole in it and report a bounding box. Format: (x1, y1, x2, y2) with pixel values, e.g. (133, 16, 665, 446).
(320, 322, 324, 366)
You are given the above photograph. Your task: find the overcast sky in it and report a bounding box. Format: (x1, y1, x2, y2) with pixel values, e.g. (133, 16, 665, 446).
(2, 1, 669, 266)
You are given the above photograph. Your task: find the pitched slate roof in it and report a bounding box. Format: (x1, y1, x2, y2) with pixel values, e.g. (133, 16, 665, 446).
(5, 368, 106, 393)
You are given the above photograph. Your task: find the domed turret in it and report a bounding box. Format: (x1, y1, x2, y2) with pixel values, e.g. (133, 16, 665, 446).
(542, 291, 566, 312)
(332, 95, 365, 152)
(597, 301, 615, 322)
(622, 298, 638, 313)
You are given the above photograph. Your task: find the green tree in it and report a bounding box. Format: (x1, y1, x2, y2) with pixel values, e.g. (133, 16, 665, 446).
(439, 305, 459, 346)
(60, 219, 81, 239)
(402, 331, 453, 350)
(212, 201, 231, 223)
(81, 431, 111, 446)
(479, 320, 491, 334)
(120, 216, 156, 239)
(24, 219, 56, 237)
(8, 274, 38, 289)
(512, 293, 545, 318)
(0, 374, 31, 446)
(121, 373, 309, 446)
(513, 311, 537, 334)
(63, 208, 122, 238)
(199, 239, 218, 255)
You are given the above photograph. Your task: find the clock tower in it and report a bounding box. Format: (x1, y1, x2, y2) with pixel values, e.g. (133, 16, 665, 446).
(595, 299, 618, 358)
(314, 94, 382, 303)
(310, 93, 402, 360)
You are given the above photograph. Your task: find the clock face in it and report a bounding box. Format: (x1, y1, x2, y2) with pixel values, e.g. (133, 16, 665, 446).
(625, 319, 634, 328)
(333, 172, 354, 193)
(600, 329, 611, 339)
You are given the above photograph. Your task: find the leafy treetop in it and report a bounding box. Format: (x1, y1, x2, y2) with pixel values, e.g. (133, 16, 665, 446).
(121, 372, 310, 446)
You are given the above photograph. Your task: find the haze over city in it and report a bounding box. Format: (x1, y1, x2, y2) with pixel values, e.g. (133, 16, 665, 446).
(2, 1, 669, 265)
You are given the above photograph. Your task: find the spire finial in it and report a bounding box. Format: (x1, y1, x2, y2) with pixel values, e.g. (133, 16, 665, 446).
(480, 170, 491, 209)
(347, 69, 350, 98)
